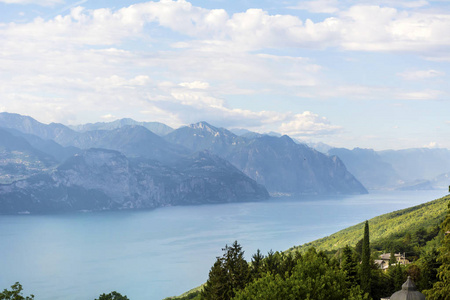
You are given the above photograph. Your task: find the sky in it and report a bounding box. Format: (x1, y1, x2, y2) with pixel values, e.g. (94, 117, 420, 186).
(1, 0, 450, 150)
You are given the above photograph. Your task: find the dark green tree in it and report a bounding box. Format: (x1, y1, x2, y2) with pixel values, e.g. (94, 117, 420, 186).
(360, 221, 371, 296)
(389, 249, 396, 266)
(263, 250, 281, 275)
(233, 248, 369, 300)
(250, 249, 264, 280)
(279, 252, 295, 278)
(341, 245, 358, 286)
(389, 263, 406, 291)
(355, 238, 363, 260)
(201, 258, 229, 300)
(201, 241, 249, 300)
(0, 282, 34, 300)
(95, 291, 129, 300)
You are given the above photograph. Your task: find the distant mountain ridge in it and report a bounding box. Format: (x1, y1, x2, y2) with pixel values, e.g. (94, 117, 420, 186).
(68, 118, 174, 136)
(0, 112, 369, 214)
(165, 122, 367, 195)
(0, 149, 269, 214)
(327, 147, 450, 190)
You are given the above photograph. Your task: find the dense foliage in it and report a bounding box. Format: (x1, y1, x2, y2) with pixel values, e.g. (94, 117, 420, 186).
(293, 196, 449, 253)
(424, 200, 450, 299)
(5, 196, 450, 300)
(0, 283, 34, 300)
(175, 195, 450, 300)
(95, 291, 129, 300)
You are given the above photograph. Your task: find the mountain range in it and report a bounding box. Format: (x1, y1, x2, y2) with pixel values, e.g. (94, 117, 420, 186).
(9, 111, 445, 213)
(327, 147, 450, 190)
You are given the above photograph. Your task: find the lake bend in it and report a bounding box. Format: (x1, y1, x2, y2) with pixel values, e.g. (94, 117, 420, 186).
(0, 189, 446, 300)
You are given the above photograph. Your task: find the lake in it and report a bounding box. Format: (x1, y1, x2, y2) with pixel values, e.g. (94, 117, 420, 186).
(0, 189, 446, 300)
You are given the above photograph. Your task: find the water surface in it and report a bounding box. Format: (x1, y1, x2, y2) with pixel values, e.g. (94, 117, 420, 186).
(0, 190, 445, 300)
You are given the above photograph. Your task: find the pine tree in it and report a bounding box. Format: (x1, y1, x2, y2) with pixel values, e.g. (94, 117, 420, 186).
(342, 245, 358, 286)
(201, 241, 249, 300)
(201, 258, 228, 300)
(360, 220, 371, 296)
(250, 249, 264, 280)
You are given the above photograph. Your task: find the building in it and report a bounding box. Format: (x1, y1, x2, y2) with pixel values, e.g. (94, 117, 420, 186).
(381, 276, 426, 300)
(375, 253, 410, 271)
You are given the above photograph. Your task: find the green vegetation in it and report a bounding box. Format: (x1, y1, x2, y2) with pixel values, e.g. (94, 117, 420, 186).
(424, 200, 450, 299)
(0, 282, 34, 300)
(4, 195, 450, 300)
(291, 195, 449, 254)
(95, 291, 129, 300)
(173, 195, 450, 300)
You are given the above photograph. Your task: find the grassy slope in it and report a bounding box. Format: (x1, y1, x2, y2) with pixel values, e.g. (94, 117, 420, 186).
(166, 194, 450, 299)
(289, 195, 449, 253)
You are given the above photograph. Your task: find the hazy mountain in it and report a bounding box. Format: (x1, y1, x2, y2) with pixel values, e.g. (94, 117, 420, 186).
(69, 125, 189, 162)
(379, 148, 450, 182)
(0, 128, 58, 183)
(69, 118, 174, 136)
(306, 142, 333, 154)
(0, 149, 269, 214)
(0, 112, 78, 145)
(226, 135, 367, 195)
(328, 148, 401, 189)
(166, 123, 367, 195)
(164, 122, 247, 157)
(395, 172, 450, 191)
(0, 113, 186, 163)
(3, 127, 80, 163)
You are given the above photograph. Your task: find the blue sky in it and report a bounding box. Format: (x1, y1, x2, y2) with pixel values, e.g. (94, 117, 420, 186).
(1, 0, 450, 150)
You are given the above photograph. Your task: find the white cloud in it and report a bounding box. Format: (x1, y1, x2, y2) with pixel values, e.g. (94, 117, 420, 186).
(398, 69, 445, 80)
(101, 114, 116, 120)
(396, 89, 443, 100)
(279, 111, 342, 136)
(289, 0, 339, 14)
(179, 81, 210, 89)
(424, 141, 439, 148)
(0, 0, 63, 6)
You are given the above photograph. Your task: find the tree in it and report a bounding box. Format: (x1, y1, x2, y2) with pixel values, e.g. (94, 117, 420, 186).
(233, 248, 360, 300)
(424, 200, 450, 299)
(341, 245, 358, 286)
(389, 249, 396, 266)
(95, 291, 129, 300)
(201, 241, 249, 300)
(0, 282, 34, 300)
(201, 258, 229, 300)
(360, 221, 371, 296)
(250, 249, 264, 280)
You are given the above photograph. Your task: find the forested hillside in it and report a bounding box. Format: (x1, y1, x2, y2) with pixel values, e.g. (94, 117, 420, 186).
(168, 195, 450, 300)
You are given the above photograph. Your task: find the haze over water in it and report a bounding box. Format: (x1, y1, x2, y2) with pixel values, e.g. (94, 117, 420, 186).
(0, 190, 446, 300)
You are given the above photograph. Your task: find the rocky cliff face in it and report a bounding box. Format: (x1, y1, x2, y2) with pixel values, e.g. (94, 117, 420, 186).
(0, 149, 269, 214)
(226, 135, 367, 195)
(166, 124, 368, 195)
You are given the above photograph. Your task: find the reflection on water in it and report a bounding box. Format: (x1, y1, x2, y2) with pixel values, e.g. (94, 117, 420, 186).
(0, 189, 445, 300)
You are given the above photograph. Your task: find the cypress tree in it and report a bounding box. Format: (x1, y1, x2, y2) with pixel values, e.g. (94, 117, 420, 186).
(360, 220, 371, 296)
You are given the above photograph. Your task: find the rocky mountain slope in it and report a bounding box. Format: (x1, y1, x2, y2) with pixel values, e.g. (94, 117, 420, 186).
(0, 149, 269, 214)
(166, 122, 367, 195)
(0, 128, 58, 184)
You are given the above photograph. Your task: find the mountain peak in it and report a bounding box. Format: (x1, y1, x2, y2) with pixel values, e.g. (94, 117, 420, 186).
(189, 121, 218, 132)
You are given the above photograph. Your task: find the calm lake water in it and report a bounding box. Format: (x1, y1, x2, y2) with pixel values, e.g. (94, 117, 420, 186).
(0, 189, 446, 300)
